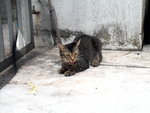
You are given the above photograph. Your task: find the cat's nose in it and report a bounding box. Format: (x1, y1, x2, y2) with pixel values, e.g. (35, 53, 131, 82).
(71, 60, 76, 64)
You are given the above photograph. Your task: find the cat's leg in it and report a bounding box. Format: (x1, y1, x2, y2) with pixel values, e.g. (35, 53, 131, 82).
(58, 66, 67, 74)
(91, 53, 102, 67)
(92, 37, 102, 52)
(64, 60, 89, 76)
(91, 37, 102, 67)
(64, 70, 76, 76)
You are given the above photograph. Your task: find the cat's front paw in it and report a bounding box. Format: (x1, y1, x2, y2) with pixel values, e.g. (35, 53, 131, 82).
(64, 70, 76, 77)
(58, 67, 66, 74)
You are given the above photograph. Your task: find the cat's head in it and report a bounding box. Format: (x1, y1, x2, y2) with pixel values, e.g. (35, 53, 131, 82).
(58, 40, 81, 65)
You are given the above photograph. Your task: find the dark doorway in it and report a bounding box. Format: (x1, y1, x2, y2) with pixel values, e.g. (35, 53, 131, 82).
(144, 0, 150, 44)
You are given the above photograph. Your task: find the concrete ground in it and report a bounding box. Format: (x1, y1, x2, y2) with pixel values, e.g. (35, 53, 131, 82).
(0, 45, 150, 113)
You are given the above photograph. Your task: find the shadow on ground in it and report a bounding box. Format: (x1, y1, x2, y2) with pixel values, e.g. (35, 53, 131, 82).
(0, 47, 50, 89)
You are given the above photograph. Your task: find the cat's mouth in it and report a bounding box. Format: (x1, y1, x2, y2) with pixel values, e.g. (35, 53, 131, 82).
(70, 60, 76, 64)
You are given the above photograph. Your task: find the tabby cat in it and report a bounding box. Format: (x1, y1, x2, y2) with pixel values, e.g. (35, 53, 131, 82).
(58, 34, 102, 76)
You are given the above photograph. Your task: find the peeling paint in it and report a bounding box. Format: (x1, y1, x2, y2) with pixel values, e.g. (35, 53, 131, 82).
(94, 26, 111, 46)
(59, 29, 84, 39)
(93, 24, 128, 49)
(58, 24, 141, 51)
(130, 33, 141, 48)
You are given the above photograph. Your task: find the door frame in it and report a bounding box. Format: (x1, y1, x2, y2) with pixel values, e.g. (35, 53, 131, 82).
(0, 0, 34, 73)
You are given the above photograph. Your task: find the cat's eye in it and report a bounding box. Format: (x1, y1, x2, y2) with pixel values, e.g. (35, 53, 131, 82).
(74, 53, 78, 56)
(65, 54, 70, 58)
(73, 47, 78, 51)
(61, 56, 64, 58)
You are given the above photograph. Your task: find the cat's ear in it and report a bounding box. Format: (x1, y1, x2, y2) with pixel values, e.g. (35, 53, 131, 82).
(76, 39, 81, 47)
(57, 43, 65, 51)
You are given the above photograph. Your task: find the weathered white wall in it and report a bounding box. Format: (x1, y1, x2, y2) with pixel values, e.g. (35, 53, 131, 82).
(32, 0, 54, 48)
(32, 0, 144, 50)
